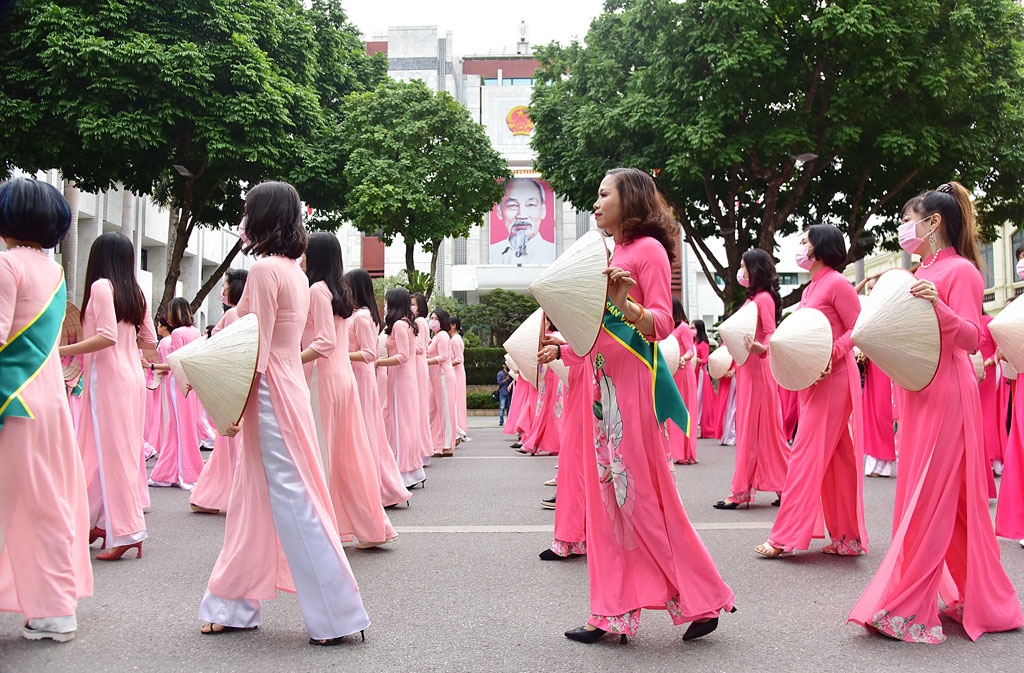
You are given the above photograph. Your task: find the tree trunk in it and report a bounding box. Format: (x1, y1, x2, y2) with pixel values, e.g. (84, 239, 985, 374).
(158, 208, 188, 316)
(404, 236, 416, 279)
(62, 179, 80, 302)
(190, 238, 244, 313)
(425, 239, 442, 301)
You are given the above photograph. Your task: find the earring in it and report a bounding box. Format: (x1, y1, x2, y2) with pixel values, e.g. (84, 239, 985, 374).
(929, 228, 937, 250)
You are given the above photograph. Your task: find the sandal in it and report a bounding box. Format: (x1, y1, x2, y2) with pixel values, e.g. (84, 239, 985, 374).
(310, 630, 365, 646)
(200, 623, 257, 635)
(754, 541, 788, 558)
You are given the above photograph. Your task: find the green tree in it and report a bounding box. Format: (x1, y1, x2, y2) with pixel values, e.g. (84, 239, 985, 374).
(338, 79, 511, 298)
(461, 289, 539, 346)
(0, 0, 385, 313)
(530, 0, 1024, 312)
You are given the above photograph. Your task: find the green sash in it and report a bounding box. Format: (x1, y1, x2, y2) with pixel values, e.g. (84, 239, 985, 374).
(601, 299, 691, 435)
(0, 277, 66, 430)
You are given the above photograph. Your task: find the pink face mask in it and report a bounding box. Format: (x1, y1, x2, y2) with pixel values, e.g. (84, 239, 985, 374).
(1017, 258, 1024, 281)
(795, 246, 814, 270)
(220, 293, 229, 306)
(411, 303, 419, 318)
(429, 320, 440, 332)
(237, 217, 251, 246)
(736, 268, 750, 288)
(898, 217, 927, 255)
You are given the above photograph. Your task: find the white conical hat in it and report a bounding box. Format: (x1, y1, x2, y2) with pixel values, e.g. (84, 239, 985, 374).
(969, 351, 985, 382)
(769, 308, 833, 391)
(1004, 360, 1018, 380)
(504, 353, 520, 380)
(659, 336, 681, 375)
(708, 346, 734, 379)
(718, 300, 759, 366)
(548, 357, 569, 386)
(172, 314, 261, 435)
(378, 331, 388, 359)
(165, 335, 207, 396)
(528, 230, 610, 357)
(503, 308, 544, 388)
(851, 268, 939, 392)
(990, 294, 1024, 374)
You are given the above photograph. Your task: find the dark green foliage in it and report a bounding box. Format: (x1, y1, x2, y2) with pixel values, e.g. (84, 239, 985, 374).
(463, 347, 507, 385)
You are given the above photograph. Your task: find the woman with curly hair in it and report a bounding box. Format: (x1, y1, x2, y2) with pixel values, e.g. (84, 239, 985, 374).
(564, 168, 734, 645)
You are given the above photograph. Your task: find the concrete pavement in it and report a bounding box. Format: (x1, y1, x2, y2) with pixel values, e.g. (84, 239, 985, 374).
(2, 417, 1023, 672)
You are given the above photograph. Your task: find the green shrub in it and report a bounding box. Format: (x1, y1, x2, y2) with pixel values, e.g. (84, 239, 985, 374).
(467, 392, 499, 409)
(464, 347, 506, 385)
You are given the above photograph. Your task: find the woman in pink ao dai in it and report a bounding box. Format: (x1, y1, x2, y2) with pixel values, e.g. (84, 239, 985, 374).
(0, 178, 92, 642)
(849, 182, 1022, 643)
(426, 309, 458, 457)
(379, 288, 427, 488)
(199, 182, 368, 645)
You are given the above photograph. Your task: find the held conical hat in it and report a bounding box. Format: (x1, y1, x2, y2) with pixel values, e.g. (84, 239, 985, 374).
(165, 335, 206, 397)
(60, 301, 83, 384)
(851, 268, 939, 392)
(528, 230, 610, 357)
(989, 293, 1024, 374)
(548, 358, 569, 386)
(718, 300, 759, 366)
(503, 308, 544, 388)
(504, 353, 520, 380)
(969, 351, 985, 382)
(708, 345, 734, 379)
(659, 336, 681, 375)
(769, 308, 833, 391)
(171, 313, 261, 435)
(1004, 360, 1018, 380)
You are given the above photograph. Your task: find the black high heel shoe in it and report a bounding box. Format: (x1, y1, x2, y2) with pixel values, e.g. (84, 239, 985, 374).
(564, 626, 627, 644)
(713, 500, 748, 510)
(682, 607, 736, 641)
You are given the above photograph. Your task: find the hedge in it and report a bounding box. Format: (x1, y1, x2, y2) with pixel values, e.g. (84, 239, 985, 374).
(464, 347, 507, 385)
(467, 392, 499, 409)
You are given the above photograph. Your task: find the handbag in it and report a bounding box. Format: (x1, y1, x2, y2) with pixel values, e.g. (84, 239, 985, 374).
(491, 388, 500, 401)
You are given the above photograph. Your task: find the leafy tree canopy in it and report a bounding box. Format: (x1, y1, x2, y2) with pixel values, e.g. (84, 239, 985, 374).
(338, 79, 511, 296)
(461, 288, 539, 347)
(530, 0, 1024, 311)
(0, 0, 386, 311)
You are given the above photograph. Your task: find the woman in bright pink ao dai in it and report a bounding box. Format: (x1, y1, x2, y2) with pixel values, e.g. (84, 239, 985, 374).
(426, 310, 458, 456)
(714, 249, 790, 508)
(199, 182, 368, 644)
(0, 179, 93, 642)
(692, 321, 719, 439)
(149, 298, 205, 489)
(189, 270, 248, 514)
(756, 225, 867, 557)
(67, 232, 157, 561)
(996, 244, 1024, 540)
(977, 314, 1006, 492)
(513, 377, 538, 437)
(668, 300, 699, 464)
(521, 324, 564, 456)
(715, 357, 737, 444)
(379, 288, 428, 488)
(345, 268, 411, 507)
(301, 234, 395, 548)
(564, 168, 734, 645)
(849, 182, 1022, 643)
(539, 334, 592, 560)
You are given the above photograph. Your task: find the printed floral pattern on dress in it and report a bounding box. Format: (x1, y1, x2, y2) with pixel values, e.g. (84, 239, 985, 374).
(589, 609, 641, 636)
(535, 377, 546, 416)
(550, 539, 587, 557)
(940, 600, 964, 624)
(554, 382, 564, 419)
(591, 355, 637, 550)
(870, 610, 945, 644)
(821, 535, 865, 556)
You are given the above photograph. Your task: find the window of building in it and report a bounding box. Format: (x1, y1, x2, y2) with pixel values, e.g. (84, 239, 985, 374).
(453, 291, 467, 305)
(779, 272, 799, 286)
(1012, 228, 1024, 258)
(435, 244, 446, 296)
(575, 211, 591, 239)
(980, 243, 995, 289)
(141, 248, 148, 271)
(482, 78, 499, 86)
(454, 237, 467, 265)
(510, 77, 533, 86)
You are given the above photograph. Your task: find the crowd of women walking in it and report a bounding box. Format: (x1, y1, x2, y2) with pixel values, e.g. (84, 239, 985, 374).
(0, 178, 467, 645)
(4, 169, 1024, 650)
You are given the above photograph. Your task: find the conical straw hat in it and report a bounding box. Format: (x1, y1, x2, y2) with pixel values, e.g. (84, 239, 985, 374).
(504, 353, 520, 380)
(503, 308, 544, 388)
(1004, 360, 1018, 380)
(548, 358, 569, 386)
(969, 351, 985, 382)
(718, 300, 759, 366)
(990, 293, 1024, 374)
(173, 313, 261, 436)
(708, 346, 733, 379)
(851, 268, 939, 392)
(60, 301, 83, 384)
(659, 336, 681, 375)
(528, 230, 609, 357)
(769, 308, 833, 391)
(165, 335, 206, 397)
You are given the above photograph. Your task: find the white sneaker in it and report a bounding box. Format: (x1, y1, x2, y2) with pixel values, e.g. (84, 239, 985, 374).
(23, 618, 76, 643)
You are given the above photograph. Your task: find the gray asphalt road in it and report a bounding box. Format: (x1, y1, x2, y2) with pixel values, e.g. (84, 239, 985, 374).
(2, 417, 1023, 672)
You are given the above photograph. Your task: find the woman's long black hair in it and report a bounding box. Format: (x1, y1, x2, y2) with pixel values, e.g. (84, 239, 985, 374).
(692, 319, 709, 344)
(81, 232, 146, 327)
(741, 248, 782, 324)
(384, 287, 417, 336)
(305, 232, 352, 318)
(345, 268, 381, 328)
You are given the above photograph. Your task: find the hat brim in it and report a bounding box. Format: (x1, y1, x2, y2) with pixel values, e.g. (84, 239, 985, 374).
(718, 301, 759, 366)
(503, 308, 545, 388)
